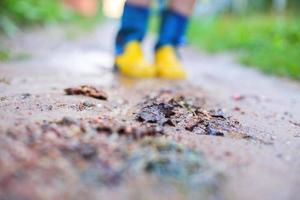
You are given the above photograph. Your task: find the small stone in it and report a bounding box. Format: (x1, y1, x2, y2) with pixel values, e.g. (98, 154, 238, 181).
(20, 93, 31, 100)
(57, 117, 77, 126)
(65, 85, 108, 100)
(206, 123, 224, 137)
(78, 143, 98, 160)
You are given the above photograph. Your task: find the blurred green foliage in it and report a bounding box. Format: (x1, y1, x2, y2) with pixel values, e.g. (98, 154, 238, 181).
(0, 49, 31, 61)
(0, 0, 76, 34)
(0, 50, 11, 61)
(227, 0, 300, 13)
(188, 15, 300, 80)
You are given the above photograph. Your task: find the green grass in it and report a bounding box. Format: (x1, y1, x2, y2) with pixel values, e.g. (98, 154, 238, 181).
(0, 49, 32, 62)
(188, 15, 300, 80)
(0, 50, 11, 61)
(0, 0, 103, 62)
(0, 0, 76, 35)
(0, 0, 103, 35)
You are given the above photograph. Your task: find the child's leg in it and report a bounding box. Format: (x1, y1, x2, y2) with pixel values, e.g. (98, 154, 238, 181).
(156, 0, 195, 50)
(126, 0, 152, 7)
(114, 0, 156, 78)
(115, 0, 152, 55)
(154, 0, 195, 79)
(169, 0, 196, 16)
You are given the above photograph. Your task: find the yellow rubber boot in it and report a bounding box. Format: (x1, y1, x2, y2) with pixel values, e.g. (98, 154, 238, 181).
(155, 45, 187, 79)
(115, 41, 156, 78)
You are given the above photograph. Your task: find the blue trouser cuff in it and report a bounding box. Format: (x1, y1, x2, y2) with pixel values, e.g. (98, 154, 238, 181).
(156, 9, 189, 50)
(115, 2, 150, 55)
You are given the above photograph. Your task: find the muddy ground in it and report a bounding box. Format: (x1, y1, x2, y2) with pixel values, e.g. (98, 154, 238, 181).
(0, 22, 300, 200)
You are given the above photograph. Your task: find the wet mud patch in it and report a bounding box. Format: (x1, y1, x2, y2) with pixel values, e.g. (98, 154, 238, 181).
(0, 86, 265, 199)
(65, 85, 108, 100)
(1, 117, 223, 200)
(136, 90, 244, 139)
(133, 138, 222, 183)
(50, 116, 163, 140)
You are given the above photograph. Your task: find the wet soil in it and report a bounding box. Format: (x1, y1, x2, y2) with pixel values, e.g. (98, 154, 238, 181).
(65, 85, 108, 100)
(0, 22, 300, 200)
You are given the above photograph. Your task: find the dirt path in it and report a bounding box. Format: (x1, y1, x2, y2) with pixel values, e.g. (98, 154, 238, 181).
(0, 22, 299, 200)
